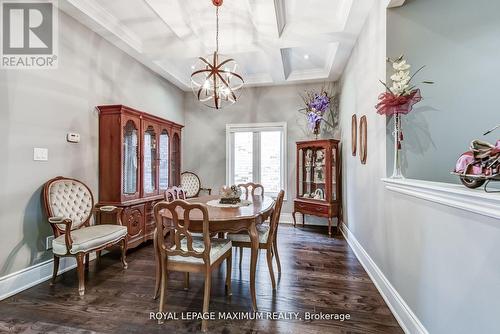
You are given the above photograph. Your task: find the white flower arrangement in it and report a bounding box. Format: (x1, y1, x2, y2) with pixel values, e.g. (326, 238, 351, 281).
(380, 55, 433, 97)
(390, 60, 412, 95)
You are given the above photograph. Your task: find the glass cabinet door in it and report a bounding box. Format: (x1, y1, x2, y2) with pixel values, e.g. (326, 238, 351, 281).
(331, 147, 337, 201)
(122, 120, 139, 196)
(171, 133, 180, 186)
(158, 129, 169, 190)
(299, 147, 326, 201)
(143, 125, 157, 195)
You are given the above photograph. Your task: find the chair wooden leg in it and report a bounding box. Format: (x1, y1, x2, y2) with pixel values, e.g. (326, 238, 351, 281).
(51, 255, 59, 285)
(85, 254, 90, 270)
(96, 251, 101, 266)
(273, 239, 281, 273)
(184, 272, 189, 291)
(226, 251, 232, 296)
(153, 231, 161, 299)
(239, 247, 243, 268)
(158, 255, 167, 325)
(266, 248, 276, 290)
(76, 254, 85, 296)
(201, 268, 211, 332)
(120, 238, 128, 269)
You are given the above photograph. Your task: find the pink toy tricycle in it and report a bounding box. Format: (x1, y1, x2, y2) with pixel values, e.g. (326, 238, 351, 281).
(452, 125, 500, 191)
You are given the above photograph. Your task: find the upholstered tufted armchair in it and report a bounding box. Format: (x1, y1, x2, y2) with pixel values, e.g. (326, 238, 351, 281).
(43, 176, 128, 296)
(180, 171, 212, 198)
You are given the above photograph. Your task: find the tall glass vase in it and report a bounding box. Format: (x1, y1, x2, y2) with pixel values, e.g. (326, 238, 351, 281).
(313, 120, 321, 140)
(391, 113, 404, 179)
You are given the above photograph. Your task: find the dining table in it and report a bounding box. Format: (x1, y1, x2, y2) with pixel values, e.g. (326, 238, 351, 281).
(158, 194, 275, 311)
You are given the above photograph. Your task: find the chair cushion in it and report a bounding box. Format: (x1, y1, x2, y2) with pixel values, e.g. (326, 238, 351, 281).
(168, 237, 231, 265)
(226, 225, 270, 244)
(52, 225, 127, 255)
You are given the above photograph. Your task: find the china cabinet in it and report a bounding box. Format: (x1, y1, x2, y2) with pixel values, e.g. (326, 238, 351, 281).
(293, 139, 341, 237)
(96, 105, 183, 249)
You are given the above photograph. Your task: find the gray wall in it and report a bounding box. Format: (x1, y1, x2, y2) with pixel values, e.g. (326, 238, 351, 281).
(183, 83, 338, 222)
(0, 10, 184, 277)
(340, 1, 500, 333)
(386, 0, 500, 182)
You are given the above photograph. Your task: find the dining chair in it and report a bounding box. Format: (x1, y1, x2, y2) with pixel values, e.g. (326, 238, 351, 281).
(42, 176, 128, 296)
(227, 190, 284, 290)
(236, 182, 265, 266)
(238, 182, 264, 198)
(164, 186, 186, 201)
(180, 171, 212, 198)
(154, 186, 187, 298)
(154, 186, 219, 298)
(153, 200, 232, 332)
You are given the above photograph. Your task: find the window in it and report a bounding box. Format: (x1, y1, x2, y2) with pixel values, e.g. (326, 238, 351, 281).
(226, 123, 287, 197)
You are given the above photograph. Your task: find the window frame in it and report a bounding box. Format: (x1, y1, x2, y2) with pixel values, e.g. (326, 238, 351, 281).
(226, 122, 287, 199)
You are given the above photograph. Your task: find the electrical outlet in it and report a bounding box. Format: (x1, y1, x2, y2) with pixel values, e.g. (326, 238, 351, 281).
(46, 235, 54, 250)
(34, 147, 48, 161)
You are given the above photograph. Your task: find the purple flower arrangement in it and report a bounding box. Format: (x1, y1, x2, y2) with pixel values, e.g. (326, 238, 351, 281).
(299, 87, 336, 136)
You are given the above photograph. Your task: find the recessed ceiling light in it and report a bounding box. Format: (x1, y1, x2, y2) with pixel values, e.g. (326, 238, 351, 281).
(303, 54, 310, 60)
(191, 65, 195, 70)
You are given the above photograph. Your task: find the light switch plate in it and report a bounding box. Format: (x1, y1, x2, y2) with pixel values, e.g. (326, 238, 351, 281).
(33, 148, 48, 161)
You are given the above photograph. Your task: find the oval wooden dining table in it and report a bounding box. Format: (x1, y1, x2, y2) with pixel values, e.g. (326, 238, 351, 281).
(158, 195, 275, 311)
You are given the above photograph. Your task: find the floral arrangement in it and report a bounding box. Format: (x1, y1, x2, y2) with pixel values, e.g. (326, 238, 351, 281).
(219, 185, 242, 204)
(299, 86, 338, 136)
(376, 55, 433, 116)
(376, 55, 433, 179)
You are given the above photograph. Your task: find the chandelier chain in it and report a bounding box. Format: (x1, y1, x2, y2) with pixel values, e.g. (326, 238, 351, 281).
(216, 6, 219, 54)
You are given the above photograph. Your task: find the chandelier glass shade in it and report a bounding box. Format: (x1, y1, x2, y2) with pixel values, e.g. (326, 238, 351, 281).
(190, 1, 244, 109)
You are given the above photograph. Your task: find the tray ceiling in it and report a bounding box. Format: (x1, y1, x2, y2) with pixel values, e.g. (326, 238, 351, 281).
(59, 0, 374, 91)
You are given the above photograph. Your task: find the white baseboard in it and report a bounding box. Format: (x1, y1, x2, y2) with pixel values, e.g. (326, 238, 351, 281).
(0, 253, 96, 301)
(340, 225, 428, 334)
(280, 212, 301, 224)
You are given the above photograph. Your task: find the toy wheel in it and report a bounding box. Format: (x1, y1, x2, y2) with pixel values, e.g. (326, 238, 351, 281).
(460, 176, 486, 189)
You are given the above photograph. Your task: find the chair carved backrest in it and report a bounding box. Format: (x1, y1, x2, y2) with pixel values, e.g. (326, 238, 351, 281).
(180, 172, 202, 198)
(238, 183, 264, 198)
(164, 186, 186, 202)
(154, 200, 211, 262)
(43, 176, 94, 237)
(267, 190, 285, 245)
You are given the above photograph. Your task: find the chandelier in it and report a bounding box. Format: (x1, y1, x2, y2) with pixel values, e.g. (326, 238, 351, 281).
(190, 0, 244, 109)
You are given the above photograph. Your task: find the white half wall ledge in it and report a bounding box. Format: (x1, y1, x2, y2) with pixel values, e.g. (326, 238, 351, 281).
(382, 178, 500, 220)
(387, 0, 406, 8)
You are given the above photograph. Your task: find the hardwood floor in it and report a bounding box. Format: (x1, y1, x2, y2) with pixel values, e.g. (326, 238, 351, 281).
(0, 226, 403, 334)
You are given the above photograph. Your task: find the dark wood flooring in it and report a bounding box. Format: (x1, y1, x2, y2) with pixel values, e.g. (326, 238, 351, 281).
(0, 226, 403, 334)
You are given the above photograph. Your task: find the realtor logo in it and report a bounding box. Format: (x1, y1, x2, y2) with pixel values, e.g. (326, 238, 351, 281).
(1, 0, 58, 69)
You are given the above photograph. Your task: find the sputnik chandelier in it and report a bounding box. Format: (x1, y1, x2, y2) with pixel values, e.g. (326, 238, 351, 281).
(190, 0, 244, 109)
